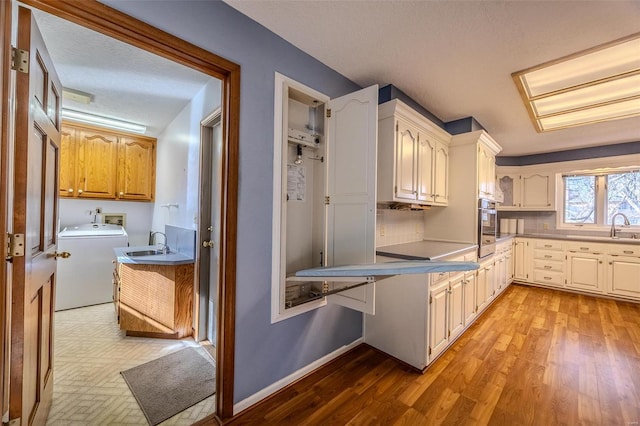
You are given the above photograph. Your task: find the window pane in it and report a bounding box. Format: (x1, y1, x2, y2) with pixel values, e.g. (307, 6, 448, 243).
(607, 171, 640, 225)
(564, 175, 595, 223)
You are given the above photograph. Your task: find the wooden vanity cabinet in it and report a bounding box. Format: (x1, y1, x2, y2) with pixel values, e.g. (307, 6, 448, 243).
(116, 262, 194, 338)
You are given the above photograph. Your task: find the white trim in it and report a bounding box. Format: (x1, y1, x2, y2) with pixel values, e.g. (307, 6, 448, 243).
(232, 337, 364, 415)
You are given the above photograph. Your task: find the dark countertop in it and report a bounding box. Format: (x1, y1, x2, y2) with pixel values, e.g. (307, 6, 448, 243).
(114, 245, 195, 265)
(376, 240, 478, 261)
(506, 233, 640, 245)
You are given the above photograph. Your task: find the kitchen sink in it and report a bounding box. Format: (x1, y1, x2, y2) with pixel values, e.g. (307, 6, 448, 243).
(125, 249, 169, 257)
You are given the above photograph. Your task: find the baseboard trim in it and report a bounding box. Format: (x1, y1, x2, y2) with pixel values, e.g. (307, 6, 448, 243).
(232, 337, 364, 415)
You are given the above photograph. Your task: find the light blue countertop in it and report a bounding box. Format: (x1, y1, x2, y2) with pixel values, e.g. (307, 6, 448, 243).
(296, 260, 479, 277)
(114, 245, 195, 265)
(376, 240, 477, 261)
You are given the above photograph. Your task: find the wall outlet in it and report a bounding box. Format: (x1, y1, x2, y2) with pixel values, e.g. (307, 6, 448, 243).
(543, 222, 549, 230)
(380, 225, 385, 236)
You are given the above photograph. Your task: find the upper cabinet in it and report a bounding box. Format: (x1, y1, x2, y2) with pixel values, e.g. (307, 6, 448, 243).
(478, 143, 496, 200)
(60, 122, 156, 201)
(377, 100, 452, 206)
(497, 167, 556, 211)
(271, 73, 379, 322)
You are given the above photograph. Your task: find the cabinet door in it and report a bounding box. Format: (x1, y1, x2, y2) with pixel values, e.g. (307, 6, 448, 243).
(325, 85, 378, 314)
(514, 240, 529, 281)
(498, 174, 520, 208)
(416, 135, 435, 202)
(607, 256, 640, 300)
(521, 173, 554, 209)
(429, 281, 449, 361)
(449, 275, 465, 341)
(433, 141, 449, 205)
(566, 252, 605, 294)
(395, 118, 418, 200)
(463, 272, 477, 325)
(59, 125, 76, 198)
(478, 146, 490, 198)
(118, 136, 156, 201)
(485, 261, 496, 299)
(506, 249, 514, 284)
(476, 267, 488, 312)
(76, 128, 119, 199)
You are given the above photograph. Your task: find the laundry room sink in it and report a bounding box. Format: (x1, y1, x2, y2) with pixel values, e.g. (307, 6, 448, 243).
(125, 249, 169, 257)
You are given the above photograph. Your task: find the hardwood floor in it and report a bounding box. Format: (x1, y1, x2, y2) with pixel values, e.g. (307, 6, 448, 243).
(222, 284, 640, 425)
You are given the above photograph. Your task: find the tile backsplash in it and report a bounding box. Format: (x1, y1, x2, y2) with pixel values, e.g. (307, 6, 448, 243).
(376, 209, 424, 247)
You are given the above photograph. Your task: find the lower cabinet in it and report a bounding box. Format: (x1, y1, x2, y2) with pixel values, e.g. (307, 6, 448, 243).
(566, 252, 606, 294)
(514, 237, 640, 303)
(365, 248, 511, 371)
(608, 255, 640, 299)
(115, 262, 194, 338)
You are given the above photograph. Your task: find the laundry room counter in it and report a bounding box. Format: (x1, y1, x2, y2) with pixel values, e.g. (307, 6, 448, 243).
(113, 245, 195, 265)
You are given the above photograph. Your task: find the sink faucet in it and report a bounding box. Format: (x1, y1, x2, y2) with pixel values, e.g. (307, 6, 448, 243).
(610, 212, 631, 238)
(151, 231, 170, 254)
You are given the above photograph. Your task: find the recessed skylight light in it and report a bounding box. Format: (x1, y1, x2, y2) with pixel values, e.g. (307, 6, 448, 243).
(512, 32, 640, 132)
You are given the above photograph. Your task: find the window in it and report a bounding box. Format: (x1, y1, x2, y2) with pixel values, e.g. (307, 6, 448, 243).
(561, 168, 640, 229)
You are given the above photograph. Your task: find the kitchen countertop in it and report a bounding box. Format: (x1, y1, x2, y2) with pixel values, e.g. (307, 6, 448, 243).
(376, 240, 478, 261)
(500, 233, 640, 245)
(114, 245, 195, 265)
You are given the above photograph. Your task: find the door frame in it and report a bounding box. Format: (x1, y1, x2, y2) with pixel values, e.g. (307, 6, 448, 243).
(1, 0, 239, 421)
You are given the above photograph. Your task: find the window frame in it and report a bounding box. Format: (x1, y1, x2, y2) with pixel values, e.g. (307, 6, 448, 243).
(557, 166, 640, 231)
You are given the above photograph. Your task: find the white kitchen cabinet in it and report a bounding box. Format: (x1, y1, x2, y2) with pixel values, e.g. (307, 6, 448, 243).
(272, 74, 378, 322)
(377, 100, 451, 206)
(608, 254, 640, 299)
(566, 252, 606, 294)
(478, 144, 496, 200)
(428, 280, 450, 361)
(531, 239, 565, 288)
(513, 238, 532, 281)
(462, 271, 477, 325)
(497, 169, 555, 211)
(476, 257, 496, 313)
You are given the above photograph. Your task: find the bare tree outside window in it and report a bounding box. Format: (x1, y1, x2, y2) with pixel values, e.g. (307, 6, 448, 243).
(564, 175, 595, 223)
(607, 171, 640, 225)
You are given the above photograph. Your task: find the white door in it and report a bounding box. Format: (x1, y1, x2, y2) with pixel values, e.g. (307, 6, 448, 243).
(448, 275, 465, 340)
(429, 281, 449, 361)
(521, 173, 552, 209)
(434, 141, 449, 204)
(463, 272, 477, 325)
(395, 118, 418, 200)
(416, 135, 435, 202)
(325, 85, 378, 314)
(566, 252, 605, 294)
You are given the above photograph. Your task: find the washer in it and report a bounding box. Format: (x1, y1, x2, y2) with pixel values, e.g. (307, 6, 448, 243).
(56, 223, 128, 311)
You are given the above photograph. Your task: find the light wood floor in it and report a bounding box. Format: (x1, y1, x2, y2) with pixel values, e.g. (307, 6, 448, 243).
(48, 303, 215, 425)
(224, 284, 640, 425)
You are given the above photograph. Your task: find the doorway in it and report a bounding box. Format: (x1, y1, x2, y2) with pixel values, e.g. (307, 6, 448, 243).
(1, 0, 239, 422)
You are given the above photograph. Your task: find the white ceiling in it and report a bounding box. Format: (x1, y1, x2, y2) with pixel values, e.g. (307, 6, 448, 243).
(224, 0, 640, 156)
(32, 10, 214, 137)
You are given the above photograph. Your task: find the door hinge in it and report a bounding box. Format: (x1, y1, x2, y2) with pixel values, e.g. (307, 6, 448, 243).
(448, 330, 451, 338)
(429, 295, 432, 304)
(6, 233, 25, 262)
(11, 47, 29, 73)
(326, 108, 331, 118)
(324, 196, 330, 205)
(428, 346, 432, 355)
(396, 123, 399, 131)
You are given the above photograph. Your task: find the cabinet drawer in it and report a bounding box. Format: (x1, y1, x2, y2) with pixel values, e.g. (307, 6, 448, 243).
(533, 259, 563, 273)
(608, 245, 640, 257)
(533, 249, 563, 261)
(431, 271, 449, 285)
(533, 240, 563, 251)
(533, 270, 564, 286)
(566, 242, 606, 254)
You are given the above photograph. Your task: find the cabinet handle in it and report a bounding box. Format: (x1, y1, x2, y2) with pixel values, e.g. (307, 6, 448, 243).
(77, 189, 83, 194)
(544, 255, 552, 258)
(580, 247, 589, 251)
(544, 265, 552, 269)
(599, 261, 603, 264)
(67, 188, 74, 193)
(609, 262, 613, 265)
(624, 250, 634, 254)
(119, 191, 124, 196)
(544, 244, 552, 248)
(544, 276, 552, 280)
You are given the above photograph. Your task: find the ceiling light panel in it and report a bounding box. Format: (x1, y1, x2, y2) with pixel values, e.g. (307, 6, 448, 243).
(513, 32, 640, 132)
(61, 109, 147, 134)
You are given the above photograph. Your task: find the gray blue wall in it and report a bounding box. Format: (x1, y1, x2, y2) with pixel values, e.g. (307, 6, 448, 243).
(100, 1, 364, 402)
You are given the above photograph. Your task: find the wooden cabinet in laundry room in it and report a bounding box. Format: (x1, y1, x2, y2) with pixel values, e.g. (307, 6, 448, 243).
(59, 121, 156, 201)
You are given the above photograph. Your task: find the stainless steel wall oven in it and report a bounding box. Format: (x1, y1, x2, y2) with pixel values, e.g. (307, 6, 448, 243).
(478, 199, 497, 258)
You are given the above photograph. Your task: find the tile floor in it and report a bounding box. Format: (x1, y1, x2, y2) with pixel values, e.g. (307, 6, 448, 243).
(46, 303, 215, 425)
